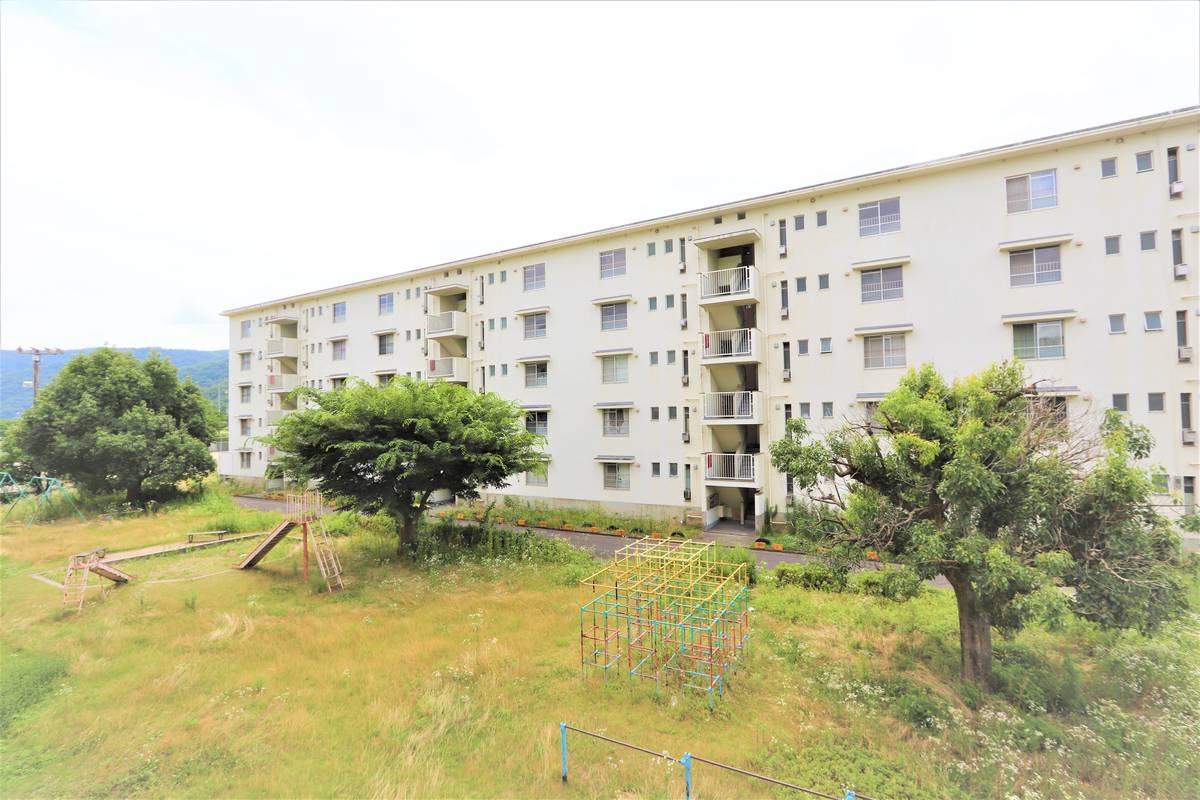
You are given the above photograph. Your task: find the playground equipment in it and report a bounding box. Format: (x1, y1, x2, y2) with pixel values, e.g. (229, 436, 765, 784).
(578, 539, 750, 705)
(62, 550, 134, 612)
(0, 473, 85, 527)
(235, 492, 344, 593)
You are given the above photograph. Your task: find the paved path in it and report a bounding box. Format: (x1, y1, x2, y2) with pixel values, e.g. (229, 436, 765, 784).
(100, 532, 264, 563)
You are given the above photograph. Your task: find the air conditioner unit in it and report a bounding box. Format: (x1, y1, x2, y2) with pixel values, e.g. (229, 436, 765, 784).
(781, 369, 791, 382)
(1179, 346, 1194, 362)
(680, 318, 688, 329)
(1183, 429, 1197, 445)
(778, 245, 787, 257)
(1174, 263, 1190, 279)
(678, 262, 686, 273)
(1170, 180, 1184, 197)
(681, 432, 690, 444)
(681, 374, 690, 386)
(781, 307, 790, 319)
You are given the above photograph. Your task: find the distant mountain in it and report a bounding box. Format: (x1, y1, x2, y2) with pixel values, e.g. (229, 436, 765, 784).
(0, 348, 228, 419)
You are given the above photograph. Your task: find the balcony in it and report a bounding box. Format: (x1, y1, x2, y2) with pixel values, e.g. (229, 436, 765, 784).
(267, 373, 299, 393)
(700, 327, 762, 365)
(702, 391, 763, 425)
(703, 452, 763, 488)
(265, 408, 292, 426)
(426, 310, 469, 340)
(428, 356, 469, 384)
(698, 265, 761, 307)
(266, 338, 299, 359)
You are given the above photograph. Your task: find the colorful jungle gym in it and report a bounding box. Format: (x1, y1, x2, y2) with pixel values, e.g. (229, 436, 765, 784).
(235, 491, 344, 593)
(578, 539, 750, 705)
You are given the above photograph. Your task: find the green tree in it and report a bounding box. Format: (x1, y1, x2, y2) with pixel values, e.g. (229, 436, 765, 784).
(266, 377, 543, 555)
(9, 349, 215, 503)
(769, 361, 1187, 687)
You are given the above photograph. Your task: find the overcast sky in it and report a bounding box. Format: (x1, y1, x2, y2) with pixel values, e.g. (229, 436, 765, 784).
(2, 1, 1197, 351)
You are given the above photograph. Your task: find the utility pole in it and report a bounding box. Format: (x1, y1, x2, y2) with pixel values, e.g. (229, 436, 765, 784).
(15, 347, 65, 398)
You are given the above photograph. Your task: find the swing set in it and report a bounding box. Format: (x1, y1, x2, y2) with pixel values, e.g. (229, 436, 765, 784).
(0, 472, 85, 527)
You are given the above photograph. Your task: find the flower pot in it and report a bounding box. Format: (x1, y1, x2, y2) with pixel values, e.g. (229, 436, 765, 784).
(536, 520, 548, 527)
(753, 541, 766, 549)
(770, 543, 783, 551)
(563, 524, 575, 531)
(517, 518, 527, 526)
(615, 529, 626, 537)
(495, 516, 505, 524)
(588, 527, 600, 534)
(456, 513, 466, 520)
(651, 532, 662, 539)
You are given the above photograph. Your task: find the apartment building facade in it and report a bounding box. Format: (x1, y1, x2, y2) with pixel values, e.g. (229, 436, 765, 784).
(222, 107, 1200, 526)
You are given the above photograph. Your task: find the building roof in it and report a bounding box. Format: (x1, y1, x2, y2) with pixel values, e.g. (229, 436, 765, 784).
(222, 105, 1200, 316)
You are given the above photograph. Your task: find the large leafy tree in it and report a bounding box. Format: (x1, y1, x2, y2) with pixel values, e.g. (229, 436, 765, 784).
(266, 377, 543, 555)
(9, 349, 215, 502)
(770, 361, 1187, 687)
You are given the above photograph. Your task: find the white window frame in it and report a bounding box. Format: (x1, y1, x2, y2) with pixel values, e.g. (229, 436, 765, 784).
(1008, 245, 1061, 287)
(820, 337, 832, 354)
(377, 333, 394, 355)
(1006, 169, 1057, 213)
(1144, 311, 1163, 332)
(1013, 320, 1065, 360)
(332, 302, 347, 323)
(599, 249, 627, 279)
(601, 354, 629, 384)
(240, 320, 252, 338)
(1104, 235, 1120, 256)
(863, 333, 907, 369)
(378, 293, 394, 315)
(1148, 392, 1165, 413)
(239, 418, 252, 436)
(523, 263, 546, 291)
(600, 302, 628, 331)
(1108, 314, 1126, 334)
(1140, 230, 1157, 251)
(524, 312, 547, 340)
(858, 197, 901, 237)
(525, 411, 548, 436)
(1100, 157, 1117, 178)
(239, 353, 251, 371)
(239, 452, 252, 469)
(524, 361, 548, 388)
(1135, 151, 1154, 173)
(239, 386, 252, 403)
(603, 462, 631, 490)
(860, 266, 903, 302)
(332, 339, 347, 361)
(602, 408, 630, 437)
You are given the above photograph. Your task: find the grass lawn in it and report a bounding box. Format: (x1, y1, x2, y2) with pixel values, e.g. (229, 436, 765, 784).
(1, 491, 1196, 799)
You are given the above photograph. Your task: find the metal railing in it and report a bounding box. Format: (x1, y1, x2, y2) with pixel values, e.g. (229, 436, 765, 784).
(426, 310, 464, 335)
(267, 373, 299, 391)
(266, 337, 297, 356)
(428, 358, 457, 378)
(603, 423, 630, 436)
(703, 391, 756, 420)
(858, 212, 901, 236)
(701, 328, 755, 360)
(860, 278, 904, 302)
(704, 452, 758, 481)
(699, 265, 754, 299)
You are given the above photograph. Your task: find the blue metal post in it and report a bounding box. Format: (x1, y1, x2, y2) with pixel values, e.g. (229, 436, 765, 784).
(560, 722, 568, 782)
(844, 791, 856, 800)
(681, 752, 692, 800)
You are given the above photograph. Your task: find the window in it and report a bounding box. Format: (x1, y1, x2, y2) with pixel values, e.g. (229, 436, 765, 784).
(500, 271, 506, 283)
(239, 352, 251, 370)
(526, 469, 548, 486)
(406, 330, 412, 341)
(525, 411, 548, 436)
(1031, 395, 1068, 428)
(858, 197, 901, 236)
(647, 242, 656, 257)
(378, 293, 394, 315)
(664, 238, 673, 254)
(600, 249, 627, 279)
(600, 302, 628, 331)
(603, 463, 630, 490)
(1140, 231, 1157, 251)
(650, 406, 660, 421)
(822, 402, 833, 418)
(406, 289, 412, 300)
(669, 462, 678, 478)
(523, 263, 546, 291)
(1104, 235, 1121, 255)
(1168, 147, 1180, 183)
(818, 273, 830, 290)
(603, 408, 630, 436)
(651, 462, 661, 477)
(1182, 392, 1193, 432)
(378, 373, 394, 385)
(500, 318, 507, 330)
(778, 218, 788, 249)
(1009, 245, 1061, 286)
(1172, 229, 1184, 265)
(1100, 157, 1117, 178)
(820, 337, 832, 354)
(816, 210, 827, 227)
(488, 272, 495, 285)
(501, 364, 508, 376)
(665, 294, 674, 309)
(794, 214, 805, 231)
(489, 365, 496, 377)
(797, 339, 809, 356)
(330, 377, 345, 389)
(378, 333, 394, 355)
(780, 280, 789, 311)
(488, 318, 496, 331)
(666, 350, 676, 365)
(1013, 320, 1064, 359)
(795, 276, 807, 293)
(239, 418, 251, 436)
(524, 312, 546, 339)
(239, 452, 252, 469)
(1113, 393, 1129, 412)
(240, 320, 252, 338)
(668, 406, 677, 421)
(332, 339, 347, 361)
(1178, 310, 1189, 347)
(239, 385, 251, 403)
(1108, 314, 1126, 334)
(1135, 151, 1153, 172)
(601, 354, 629, 384)
(1148, 392, 1165, 412)
(525, 361, 548, 388)
(1144, 311, 1163, 332)
(649, 351, 659, 366)
(782, 341, 791, 370)
(860, 266, 903, 301)
(332, 302, 347, 322)
(1006, 169, 1057, 213)
(799, 402, 811, 419)
(863, 333, 906, 369)
(648, 297, 658, 311)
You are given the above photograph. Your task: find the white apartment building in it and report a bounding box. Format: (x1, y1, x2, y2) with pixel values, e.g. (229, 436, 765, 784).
(222, 107, 1200, 527)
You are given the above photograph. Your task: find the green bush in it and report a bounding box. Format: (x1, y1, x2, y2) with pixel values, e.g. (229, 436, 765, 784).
(993, 642, 1083, 714)
(713, 545, 758, 586)
(775, 562, 847, 592)
(849, 568, 923, 601)
(892, 690, 949, 732)
(1013, 716, 1066, 752)
(0, 650, 68, 734)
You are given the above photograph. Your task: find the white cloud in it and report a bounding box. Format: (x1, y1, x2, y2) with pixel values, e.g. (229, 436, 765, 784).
(2, 0, 1197, 349)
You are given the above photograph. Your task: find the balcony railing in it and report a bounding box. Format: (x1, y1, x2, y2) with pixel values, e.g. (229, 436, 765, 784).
(429, 356, 469, 382)
(266, 337, 299, 358)
(701, 328, 757, 361)
(858, 213, 901, 237)
(426, 310, 467, 337)
(704, 452, 759, 482)
(699, 265, 755, 301)
(603, 423, 630, 436)
(267, 373, 299, 392)
(703, 391, 758, 421)
(266, 408, 291, 425)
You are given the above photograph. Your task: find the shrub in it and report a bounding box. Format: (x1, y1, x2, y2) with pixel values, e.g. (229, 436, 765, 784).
(775, 562, 847, 592)
(993, 642, 1084, 714)
(713, 545, 758, 586)
(1013, 716, 1066, 752)
(892, 690, 949, 732)
(849, 568, 923, 601)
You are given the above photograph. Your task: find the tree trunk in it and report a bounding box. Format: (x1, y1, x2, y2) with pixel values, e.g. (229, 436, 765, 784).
(946, 570, 994, 688)
(125, 484, 142, 505)
(397, 514, 417, 558)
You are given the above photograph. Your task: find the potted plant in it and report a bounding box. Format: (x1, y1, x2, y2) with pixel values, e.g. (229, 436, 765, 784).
(651, 531, 662, 539)
(517, 517, 527, 526)
(753, 541, 766, 549)
(614, 528, 626, 536)
(770, 543, 784, 551)
(456, 512, 466, 520)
